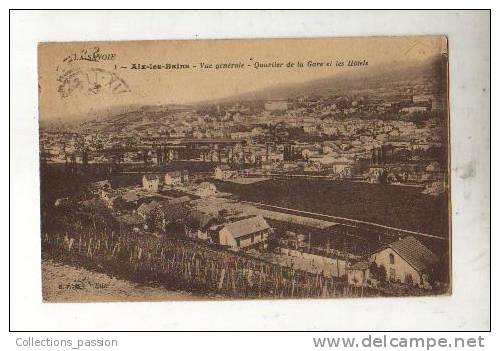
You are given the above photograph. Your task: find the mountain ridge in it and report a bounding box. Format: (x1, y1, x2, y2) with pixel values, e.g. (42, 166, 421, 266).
(41, 54, 446, 128)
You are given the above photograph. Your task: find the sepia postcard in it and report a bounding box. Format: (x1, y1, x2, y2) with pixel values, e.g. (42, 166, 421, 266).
(38, 36, 450, 302)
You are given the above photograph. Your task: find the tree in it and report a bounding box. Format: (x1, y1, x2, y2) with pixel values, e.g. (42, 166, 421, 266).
(369, 262, 387, 284)
(404, 274, 414, 286)
(163, 204, 191, 224)
(146, 206, 165, 231)
(369, 262, 379, 278)
(378, 264, 387, 284)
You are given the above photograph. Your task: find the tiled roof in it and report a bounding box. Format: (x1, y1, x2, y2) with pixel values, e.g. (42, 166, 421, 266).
(189, 211, 216, 229)
(143, 174, 160, 180)
(122, 191, 140, 202)
(137, 200, 162, 215)
(247, 208, 336, 230)
(117, 213, 145, 226)
(223, 216, 270, 239)
(388, 236, 439, 272)
(165, 171, 182, 177)
(168, 196, 191, 205)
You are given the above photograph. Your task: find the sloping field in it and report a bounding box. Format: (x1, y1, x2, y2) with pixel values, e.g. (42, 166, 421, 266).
(214, 178, 449, 238)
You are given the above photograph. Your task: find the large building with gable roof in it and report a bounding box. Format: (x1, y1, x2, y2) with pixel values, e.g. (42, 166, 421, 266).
(218, 215, 271, 250)
(370, 236, 438, 287)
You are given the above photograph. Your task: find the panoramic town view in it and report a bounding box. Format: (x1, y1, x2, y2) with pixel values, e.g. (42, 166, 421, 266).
(39, 38, 450, 301)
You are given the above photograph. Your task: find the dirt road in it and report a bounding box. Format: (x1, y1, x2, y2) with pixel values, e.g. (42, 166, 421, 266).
(42, 259, 210, 302)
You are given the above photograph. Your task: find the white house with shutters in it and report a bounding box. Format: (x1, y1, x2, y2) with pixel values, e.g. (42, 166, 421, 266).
(370, 236, 438, 288)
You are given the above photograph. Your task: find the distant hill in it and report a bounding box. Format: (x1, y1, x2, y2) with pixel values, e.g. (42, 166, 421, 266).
(72, 104, 197, 133)
(205, 54, 447, 103)
(41, 104, 197, 131)
(42, 54, 446, 129)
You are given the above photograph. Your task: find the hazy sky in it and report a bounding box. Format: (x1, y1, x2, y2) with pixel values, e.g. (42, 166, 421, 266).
(38, 36, 447, 121)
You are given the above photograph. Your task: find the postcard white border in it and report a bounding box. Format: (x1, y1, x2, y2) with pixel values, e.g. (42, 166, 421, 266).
(9, 10, 490, 331)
